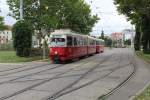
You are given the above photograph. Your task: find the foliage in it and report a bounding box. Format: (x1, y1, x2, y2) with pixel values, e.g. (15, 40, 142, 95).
(124, 39, 131, 45)
(114, 0, 150, 53)
(134, 25, 141, 50)
(133, 84, 150, 100)
(0, 16, 5, 30)
(12, 20, 33, 57)
(7, 0, 99, 37)
(136, 51, 150, 63)
(104, 38, 112, 47)
(100, 30, 105, 39)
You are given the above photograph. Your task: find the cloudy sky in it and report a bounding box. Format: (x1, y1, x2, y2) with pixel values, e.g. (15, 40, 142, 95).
(0, 0, 133, 36)
(86, 0, 133, 36)
(0, 0, 16, 25)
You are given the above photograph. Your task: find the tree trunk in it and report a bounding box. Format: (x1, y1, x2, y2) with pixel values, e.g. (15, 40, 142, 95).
(141, 15, 150, 53)
(134, 25, 141, 51)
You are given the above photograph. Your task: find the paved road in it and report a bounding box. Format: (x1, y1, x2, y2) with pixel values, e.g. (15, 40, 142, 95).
(0, 48, 147, 100)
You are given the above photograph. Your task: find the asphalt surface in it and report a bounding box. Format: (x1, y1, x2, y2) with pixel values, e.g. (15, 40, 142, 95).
(0, 48, 149, 100)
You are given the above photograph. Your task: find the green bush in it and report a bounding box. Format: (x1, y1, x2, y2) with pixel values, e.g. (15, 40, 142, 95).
(12, 20, 33, 57)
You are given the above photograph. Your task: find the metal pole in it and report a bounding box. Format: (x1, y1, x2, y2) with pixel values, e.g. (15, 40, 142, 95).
(20, 0, 23, 20)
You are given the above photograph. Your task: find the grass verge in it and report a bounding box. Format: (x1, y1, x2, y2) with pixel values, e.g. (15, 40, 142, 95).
(133, 51, 150, 100)
(136, 51, 150, 63)
(0, 51, 48, 63)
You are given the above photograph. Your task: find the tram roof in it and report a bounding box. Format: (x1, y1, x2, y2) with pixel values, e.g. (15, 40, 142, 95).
(51, 29, 76, 35)
(51, 29, 87, 37)
(50, 29, 103, 41)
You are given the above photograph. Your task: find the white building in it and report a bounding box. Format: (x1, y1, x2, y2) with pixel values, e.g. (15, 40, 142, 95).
(111, 32, 124, 47)
(0, 29, 12, 44)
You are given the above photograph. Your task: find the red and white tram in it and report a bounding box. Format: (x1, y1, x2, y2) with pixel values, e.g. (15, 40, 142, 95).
(96, 39, 105, 53)
(49, 29, 104, 63)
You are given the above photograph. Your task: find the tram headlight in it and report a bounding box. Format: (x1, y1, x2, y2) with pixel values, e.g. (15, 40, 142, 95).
(54, 51, 58, 55)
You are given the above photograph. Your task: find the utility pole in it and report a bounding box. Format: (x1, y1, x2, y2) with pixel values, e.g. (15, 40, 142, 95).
(20, 0, 23, 20)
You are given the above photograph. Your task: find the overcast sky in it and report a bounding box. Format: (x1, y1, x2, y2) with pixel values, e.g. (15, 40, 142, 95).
(86, 0, 133, 36)
(0, 0, 133, 36)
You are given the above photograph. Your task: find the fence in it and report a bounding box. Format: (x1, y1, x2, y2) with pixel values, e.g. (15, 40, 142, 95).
(0, 42, 14, 51)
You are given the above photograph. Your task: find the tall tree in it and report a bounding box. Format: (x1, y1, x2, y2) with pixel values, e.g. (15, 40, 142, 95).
(100, 29, 104, 39)
(7, 0, 99, 36)
(114, 0, 150, 53)
(134, 25, 141, 50)
(0, 16, 4, 31)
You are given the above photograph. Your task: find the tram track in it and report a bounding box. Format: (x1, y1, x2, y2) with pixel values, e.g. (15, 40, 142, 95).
(42, 49, 131, 100)
(44, 62, 105, 100)
(0, 53, 114, 100)
(8, 62, 130, 84)
(0, 54, 102, 80)
(98, 51, 136, 100)
(0, 54, 97, 77)
(0, 63, 51, 77)
(45, 63, 133, 100)
(0, 64, 66, 83)
(41, 53, 122, 100)
(43, 53, 133, 100)
(0, 53, 103, 80)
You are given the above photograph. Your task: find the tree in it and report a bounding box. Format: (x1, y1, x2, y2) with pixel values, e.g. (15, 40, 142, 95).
(7, 0, 99, 38)
(125, 39, 131, 45)
(105, 38, 112, 47)
(12, 20, 33, 57)
(0, 16, 4, 30)
(134, 24, 141, 50)
(114, 0, 150, 53)
(100, 30, 104, 39)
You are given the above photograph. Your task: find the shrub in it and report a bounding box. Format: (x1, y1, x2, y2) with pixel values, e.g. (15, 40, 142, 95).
(12, 20, 33, 57)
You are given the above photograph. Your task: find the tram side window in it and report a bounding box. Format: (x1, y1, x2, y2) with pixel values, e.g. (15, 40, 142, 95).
(78, 38, 82, 46)
(90, 40, 94, 45)
(79, 38, 82, 46)
(84, 38, 87, 46)
(74, 37, 78, 46)
(96, 41, 98, 45)
(91, 40, 96, 45)
(79, 38, 83, 46)
(98, 41, 100, 45)
(90, 40, 92, 45)
(67, 36, 73, 46)
(101, 41, 103, 45)
(102, 41, 105, 45)
(83, 38, 86, 46)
